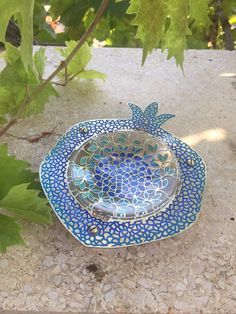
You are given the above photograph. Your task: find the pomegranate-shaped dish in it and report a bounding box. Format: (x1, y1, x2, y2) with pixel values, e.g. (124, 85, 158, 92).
(40, 102, 206, 248)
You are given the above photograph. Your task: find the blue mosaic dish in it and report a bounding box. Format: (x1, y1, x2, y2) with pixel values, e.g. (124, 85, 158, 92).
(40, 102, 206, 248)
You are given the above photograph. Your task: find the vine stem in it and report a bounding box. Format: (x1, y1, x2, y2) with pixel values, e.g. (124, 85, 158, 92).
(0, 0, 110, 138)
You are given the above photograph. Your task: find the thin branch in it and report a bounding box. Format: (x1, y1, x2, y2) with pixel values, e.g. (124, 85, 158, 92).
(219, 14, 234, 51)
(47, 80, 66, 86)
(6, 126, 57, 143)
(46, 66, 68, 86)
(64, 64, 68, 85)
(50, 69, 82, 85)
(212, 0, 234, 51)
(68, 70, 83, 82)
(0, 118, 17, 137)
(0, 0, 110, 138)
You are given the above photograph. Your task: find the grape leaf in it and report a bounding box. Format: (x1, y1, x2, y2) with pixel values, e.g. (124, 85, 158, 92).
(0, 183, 52, 224)
(0, 144, 36, 200)
(0, 59, 34, 119)
(0, 59, 26, 97)
(22, 83, 58, 117)
(76, 70, 106, 81)
(60, 40, 92, 76)
(56, 40, 105, 80)
(0, 145, 52, 252)
(189, 0, 211, 26)
(127, 0, 167, 65)
(162, 0, 191, 68)
(1, 42, 21, 64)
(0, 44, 58, 120)
(57, 41, 92, 76)
(126, 0, 212, 68)
(0, 0, 34, 70)
(0, 214, 24, 253)
(0, 87, 13, 115)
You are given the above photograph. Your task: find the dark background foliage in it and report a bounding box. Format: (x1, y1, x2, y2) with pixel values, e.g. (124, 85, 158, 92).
(5, 0, 236, 51)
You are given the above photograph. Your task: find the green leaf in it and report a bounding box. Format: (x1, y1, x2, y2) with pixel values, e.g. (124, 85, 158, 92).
(56, 41, 106, 81)
(188, 0, 211, 26)
(33, 47, 46, 80)
(0, 145, 52, 252)
(0, 0, 34, 70)
(76, 70, 106, 81)
(1, 43, 21, 64)
(127, 0, 167, 65)
(0, 116, 7, 125)
(0, 87, 13, 115)
(0, 60, 27, 103)
(127, 0, 196, 68)
(0, 214, 24, 253)
(21, 83, 58, 118)
(0, 144, 36, 201)
(0, 69, 26, 118)
(56, 41, 92, 77)
(0, 183, 52, 224)
(162, 0, 191, 69)
(0, 44, 58, 119)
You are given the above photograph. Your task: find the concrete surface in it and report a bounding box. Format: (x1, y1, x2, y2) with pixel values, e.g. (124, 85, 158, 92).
(0, 47, 236, 313)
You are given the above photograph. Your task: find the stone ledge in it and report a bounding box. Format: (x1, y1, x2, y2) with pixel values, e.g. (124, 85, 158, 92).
(0, 47, 235, 313)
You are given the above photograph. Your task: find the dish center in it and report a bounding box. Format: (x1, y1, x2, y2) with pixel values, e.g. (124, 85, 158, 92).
(67, 130, 180, 221)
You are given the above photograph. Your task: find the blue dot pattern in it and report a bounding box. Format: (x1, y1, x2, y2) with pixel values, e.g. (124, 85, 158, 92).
(40, 103, 206, 247)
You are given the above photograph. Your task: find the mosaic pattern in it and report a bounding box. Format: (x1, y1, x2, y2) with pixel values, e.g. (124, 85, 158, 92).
(40, 102, 206, 248)
(67, 130, 180, 222)
(128, 102, 175, 132)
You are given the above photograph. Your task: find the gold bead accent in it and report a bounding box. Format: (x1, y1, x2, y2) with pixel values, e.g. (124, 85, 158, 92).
(186, 159, 195, 167)
(90, 225, 99, 236)
(80, 126, 88, 134)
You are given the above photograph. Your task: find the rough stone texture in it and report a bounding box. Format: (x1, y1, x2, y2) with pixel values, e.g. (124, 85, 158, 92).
(0, 47, 236, 313)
